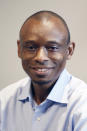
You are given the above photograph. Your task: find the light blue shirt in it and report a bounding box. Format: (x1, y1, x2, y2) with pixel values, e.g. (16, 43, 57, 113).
(1, 69, 87, 131)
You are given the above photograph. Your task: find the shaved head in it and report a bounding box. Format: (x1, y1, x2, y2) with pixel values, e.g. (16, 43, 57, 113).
(20, 10, 70, 44)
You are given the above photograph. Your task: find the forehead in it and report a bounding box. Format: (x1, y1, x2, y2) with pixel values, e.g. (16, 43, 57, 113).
(20, 15, 68, 43)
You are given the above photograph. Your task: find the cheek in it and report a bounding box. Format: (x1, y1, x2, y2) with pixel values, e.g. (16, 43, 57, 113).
(53, 53, 64, 60)
(51, 52, 66, 62)
(51, 52, 67, 71)
(21, 59, 30, 72)
(21, 53, 34, 60)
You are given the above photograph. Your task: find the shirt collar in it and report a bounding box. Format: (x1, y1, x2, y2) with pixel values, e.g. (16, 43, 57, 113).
(17, 77, 31, 101)
(47, 69, 72, 104)
(17, 69, 72, 104)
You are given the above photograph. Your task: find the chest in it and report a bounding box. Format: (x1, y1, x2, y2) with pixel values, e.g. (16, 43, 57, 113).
(1, 101, 72, 131)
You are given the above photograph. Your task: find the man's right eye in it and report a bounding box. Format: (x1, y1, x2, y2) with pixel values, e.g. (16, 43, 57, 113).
(23, 45, 37, 51)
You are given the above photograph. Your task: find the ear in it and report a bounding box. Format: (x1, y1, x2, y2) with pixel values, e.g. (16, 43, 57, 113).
(17, 40, 21, 58)
(66, 42, 75, 60)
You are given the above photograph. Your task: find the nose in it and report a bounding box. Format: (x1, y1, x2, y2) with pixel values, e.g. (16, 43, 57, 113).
(33, 47, 49, 64)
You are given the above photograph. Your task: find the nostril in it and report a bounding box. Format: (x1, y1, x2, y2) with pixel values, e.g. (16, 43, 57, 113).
(35, 59, 48, 65)
(34, 53, 49, 64)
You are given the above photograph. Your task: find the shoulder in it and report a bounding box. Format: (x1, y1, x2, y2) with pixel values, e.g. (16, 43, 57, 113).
(68, 76, 87, 128)
(67, 75, 87, 107)
(0, 77, 30, 101)
(69, 76, 87, 93)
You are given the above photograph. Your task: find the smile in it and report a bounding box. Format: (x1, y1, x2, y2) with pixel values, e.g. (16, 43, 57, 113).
(30, 67, 54, 75)
(35, 68, 49, 72)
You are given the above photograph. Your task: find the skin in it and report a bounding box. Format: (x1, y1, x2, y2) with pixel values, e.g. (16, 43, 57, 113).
(17, 14, 75, 104)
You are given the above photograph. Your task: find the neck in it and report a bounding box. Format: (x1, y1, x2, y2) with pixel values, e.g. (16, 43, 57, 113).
(31, 80, 57, 105)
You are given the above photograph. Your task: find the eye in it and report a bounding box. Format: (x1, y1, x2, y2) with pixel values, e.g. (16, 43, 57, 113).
(27, 46, 37, 51)
(46, 46, 59, 52)
(23, 45, 37, 52)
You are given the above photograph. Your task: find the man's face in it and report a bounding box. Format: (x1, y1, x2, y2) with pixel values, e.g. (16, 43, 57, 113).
(18, 17, 71, 86)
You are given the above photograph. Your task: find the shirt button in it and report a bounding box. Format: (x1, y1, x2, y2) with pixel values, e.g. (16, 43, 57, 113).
(37, 117, 40, 121)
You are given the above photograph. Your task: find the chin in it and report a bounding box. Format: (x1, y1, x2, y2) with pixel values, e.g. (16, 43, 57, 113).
(32, 79, 54, 85)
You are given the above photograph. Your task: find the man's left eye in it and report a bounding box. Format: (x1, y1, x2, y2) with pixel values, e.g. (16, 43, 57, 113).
(46, 46, 59, 51)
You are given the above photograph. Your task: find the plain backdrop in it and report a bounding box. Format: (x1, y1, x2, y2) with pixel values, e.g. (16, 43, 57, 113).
(0, 0, 87, 90)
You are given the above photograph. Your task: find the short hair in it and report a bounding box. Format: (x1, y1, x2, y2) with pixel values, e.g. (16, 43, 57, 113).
(20, 10, 70, 44)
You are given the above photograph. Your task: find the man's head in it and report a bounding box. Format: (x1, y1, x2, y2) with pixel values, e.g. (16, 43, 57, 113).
(17, 10, 75, 87)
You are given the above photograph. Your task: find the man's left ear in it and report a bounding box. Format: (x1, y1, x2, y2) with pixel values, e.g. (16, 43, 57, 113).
(66, 42, 75, 60)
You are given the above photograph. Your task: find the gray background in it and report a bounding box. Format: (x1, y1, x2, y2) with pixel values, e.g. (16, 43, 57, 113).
(0, 0, 87, 90)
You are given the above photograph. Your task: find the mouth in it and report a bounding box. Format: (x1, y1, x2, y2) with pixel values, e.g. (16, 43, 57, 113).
(30, 67, 54, 75)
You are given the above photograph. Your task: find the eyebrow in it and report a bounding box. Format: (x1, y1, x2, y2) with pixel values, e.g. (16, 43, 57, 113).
(22, 40, 37, 45)
(46, 41, 60, 45)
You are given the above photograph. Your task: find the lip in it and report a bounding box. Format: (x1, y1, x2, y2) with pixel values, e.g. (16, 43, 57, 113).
(30, 67, 54, 75)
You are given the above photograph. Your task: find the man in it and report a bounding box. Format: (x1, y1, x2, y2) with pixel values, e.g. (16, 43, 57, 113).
(0, 10, 87, 131)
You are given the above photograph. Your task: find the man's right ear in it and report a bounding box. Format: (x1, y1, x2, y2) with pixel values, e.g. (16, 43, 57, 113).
(17, 40, 21, 58)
